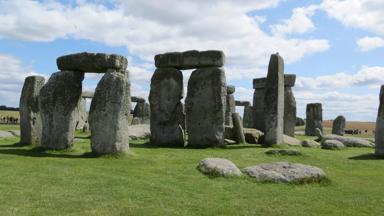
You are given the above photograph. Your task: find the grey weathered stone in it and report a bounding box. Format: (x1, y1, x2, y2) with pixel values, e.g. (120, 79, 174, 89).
(332, 115, 346, 135)
(322, 139, 345, 150)
(235, 100, 251, 106)
(301, 140, 321, 148)
(243, 105, 253, 128)
(305, 103, 323, 136)
(39, 71, 84, 149)
(57, 52, 128, 73)
(0, 131, 15, 138)
(283, 135, 301, 146)
(376, 85, 384, 156)
(131, 117, 141, 125)
(284, 86, 296, 137)
(252, 79, 266, 132)
(131, 96, 145, 103)
(133, 102, 150, 124)
(186, 67, 226, 147)
(244, 128, 264, 144)
(74, 97, 87, 130)
(265, 149, 301, 156)
(19, 76, 45, 146)
(316, 128, 374, 148)
(149, 68, 184, 147)
(232, 112, 245, 144)
(264, 53, 284, 146)
(243, 162, 326, 183)
(155, 50, 225, 70)
(89, 71, 130, 155)
(197, 158, 242, 177)
(129, 124, 151, 140)
(225, 87, 236, 126)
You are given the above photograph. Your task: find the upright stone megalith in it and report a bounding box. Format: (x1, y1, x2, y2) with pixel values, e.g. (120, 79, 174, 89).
(149, 68, 184, 146)
(39, 71, 84, 149)
(253, 78, 266, 132)
(225, 85, 236, 126)
(305, 103, 323, 136)
(264, 53, 284, 146)
(19, 76, 45, 146)
(89, 71, 131, 154)
(186, 67, 226, 147)
(375, 85, 384, 156)
(332, 115, 346, 135)
(284, 75, 296, 137)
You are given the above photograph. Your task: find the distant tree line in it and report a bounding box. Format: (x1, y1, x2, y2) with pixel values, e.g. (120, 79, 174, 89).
(0, 105, 19, 111)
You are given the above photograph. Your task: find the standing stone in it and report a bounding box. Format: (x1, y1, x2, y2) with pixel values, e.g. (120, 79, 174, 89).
(253, 78, 266, 132)
(186, 67, 226, 147)
(232, 112, 245, 144)
(89, 71, 130, 154)
(264, 53, 284, 146)
(375, 85, 384, 156)
(332, 115, 346, 135)
(19, 76, 45, 146)
(284, 76, 296, 137)
(243, 105, 253, 128)
(133, 102, 150, 124)
(305, 103, 323, 136)
(149, 68, 184, 147)
(225, 85, 236, 126)
(39, 71, 84, 149)
(75, 97, 87, 130)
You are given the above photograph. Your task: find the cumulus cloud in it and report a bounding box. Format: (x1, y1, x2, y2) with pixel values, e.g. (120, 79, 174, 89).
(357, 36, 384, 52)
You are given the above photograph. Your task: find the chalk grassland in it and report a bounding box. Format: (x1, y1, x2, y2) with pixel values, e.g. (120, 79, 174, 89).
(0, 110, 19, 119)
(0, 132, 382, 215)
(323, 120, 376, 132)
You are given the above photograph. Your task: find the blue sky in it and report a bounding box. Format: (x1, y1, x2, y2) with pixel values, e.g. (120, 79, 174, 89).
(1, 0, 384, 121)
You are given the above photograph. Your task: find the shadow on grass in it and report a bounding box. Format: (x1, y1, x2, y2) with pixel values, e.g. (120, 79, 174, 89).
(349, 153, 384, 160)
(130, 141, 261, 150)
(0, 142, 28, 148)
(0, 147, 96, 159)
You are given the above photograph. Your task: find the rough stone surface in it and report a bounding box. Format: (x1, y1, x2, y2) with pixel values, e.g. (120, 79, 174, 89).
(0, 131, 14, 138)
(265, 149, 301, 156)
(129, 124, 151, 140)
(284, 87, 296, 137)
(252, 82, 266, 132)
(244, 128, 264, 144)
(225, 86, 236, 126)
(74, 97, 88, 130)
(264, 53, 284, 146)
(305, 103, 323, 136)
(149, 68, 184, 147)
(197, 158, 242, 177)
(243, 162, 326, 183)
(155, 50, 225, 70)
(226, 85, 235, 94)
(232, 112, 245, 144)
(186, 67, 226, 147)
(322, 139, 345, 150)
(376, 85, 384, 156)
(131, 96, 145, 103)
(131, 117, 141, 125)
(243, 105, 253, 128)
(316, 128, 374, 148)
(301, 140, 321, 148)
(133, 102, 150, 124)
(19, 76, 45, 146)
(89, 72, 130, 155)
(39, 71, 84, 149)
(283, 135, 301, 146)
(332, 115, 346, 135)
(235, 101, 251, 107)
(57, 52, 128, 73)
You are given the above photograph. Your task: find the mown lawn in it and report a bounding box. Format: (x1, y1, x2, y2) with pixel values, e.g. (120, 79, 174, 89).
(0, 132, 383, 216)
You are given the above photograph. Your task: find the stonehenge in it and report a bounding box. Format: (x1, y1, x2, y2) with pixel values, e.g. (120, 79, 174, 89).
(263, 53, 285, 146)
(305, 103, 323, 136)
(132, 96, 150, 125)
(225, 86, 236, 126)
(235, 100, 253, 128)
(19, 76, 45, 146)
(150, 50, 227, 148)
(252, 74, 297, 137)
(332, 115, 346, 136)
(375, 85, 384, 156)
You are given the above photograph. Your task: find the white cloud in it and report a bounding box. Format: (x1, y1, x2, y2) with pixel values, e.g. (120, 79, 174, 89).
(270, 5, 318, 35)
(357, 36, 384, 52)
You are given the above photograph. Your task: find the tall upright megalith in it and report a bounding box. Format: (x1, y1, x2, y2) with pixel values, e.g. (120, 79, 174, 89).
(19, 76, 45, 146)
(149, 68, 184, 146)
(375, 85, 384, 156)
(284, 75, 296, 137)
(263, 53, 284, 146)
(186, 67, 226, 147)
(305, 103, 323, 136)
(89, 71, 131, 154)
(225, 85, 236, 126)
(252, 78, 266, 132)
(39, 71, 84, 149)
(332, 115, 346, 135)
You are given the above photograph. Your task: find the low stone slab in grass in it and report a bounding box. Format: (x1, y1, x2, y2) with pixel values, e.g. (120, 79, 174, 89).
(322, 139, 345, 150)
(301, 140, 321, 148)
(265, 149, 301, 156)
(243, 162, 326, 183)
(197, 158, 242, 177)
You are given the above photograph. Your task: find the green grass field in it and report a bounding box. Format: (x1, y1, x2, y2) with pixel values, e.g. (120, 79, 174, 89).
(0, 131, 383, 216)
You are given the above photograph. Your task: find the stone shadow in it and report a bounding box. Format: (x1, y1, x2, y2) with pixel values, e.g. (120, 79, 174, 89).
(0, 147, 96, 159)
(349, 153, 384, 160)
